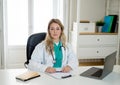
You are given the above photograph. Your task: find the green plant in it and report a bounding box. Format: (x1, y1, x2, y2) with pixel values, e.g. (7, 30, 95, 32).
(96, 20, 105, 26)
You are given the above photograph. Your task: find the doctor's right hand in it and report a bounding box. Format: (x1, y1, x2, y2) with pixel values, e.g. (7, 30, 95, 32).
(45, 67, 56, 73)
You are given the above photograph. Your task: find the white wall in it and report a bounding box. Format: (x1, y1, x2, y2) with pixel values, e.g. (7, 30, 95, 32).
(6, 46, 26, 68)
(80, 0, 106, 22)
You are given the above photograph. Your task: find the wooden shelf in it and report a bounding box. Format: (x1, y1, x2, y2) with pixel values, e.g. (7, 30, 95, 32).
(79, 32, 118, 35)
(79, 62, 104, 66)
(79, 59, 104, 66)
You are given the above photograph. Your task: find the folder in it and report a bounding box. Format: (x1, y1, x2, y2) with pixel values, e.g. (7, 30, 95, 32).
(102, 16, 114, 32)
(16, 71, 40, 81)
(109, 15, 118, 33)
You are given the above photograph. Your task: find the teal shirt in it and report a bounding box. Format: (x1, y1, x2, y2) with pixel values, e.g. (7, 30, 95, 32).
(53, 41, 63, 68)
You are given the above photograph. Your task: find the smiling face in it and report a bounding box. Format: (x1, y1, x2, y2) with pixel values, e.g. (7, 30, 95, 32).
(49, 22, 62, 43)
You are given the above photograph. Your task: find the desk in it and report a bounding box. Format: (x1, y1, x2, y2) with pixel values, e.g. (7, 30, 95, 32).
(0, 65, 120, 85)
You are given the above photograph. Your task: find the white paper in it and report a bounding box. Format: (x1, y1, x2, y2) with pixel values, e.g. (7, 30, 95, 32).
(46, 71, 73, 79)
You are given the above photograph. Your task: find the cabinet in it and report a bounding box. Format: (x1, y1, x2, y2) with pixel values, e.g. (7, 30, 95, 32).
(72, 0, 120, 64)
(71, 23, 118, 59)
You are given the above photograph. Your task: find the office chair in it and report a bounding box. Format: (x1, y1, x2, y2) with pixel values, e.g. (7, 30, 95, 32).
(24, 32, 46, 68)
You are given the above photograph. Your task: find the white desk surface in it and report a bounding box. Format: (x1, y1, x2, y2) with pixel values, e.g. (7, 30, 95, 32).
(0, 65, 120, 85)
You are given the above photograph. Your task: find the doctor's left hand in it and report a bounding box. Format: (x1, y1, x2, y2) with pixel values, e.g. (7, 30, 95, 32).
(45, 67, 56, 73)
(62, 65, 72, 73)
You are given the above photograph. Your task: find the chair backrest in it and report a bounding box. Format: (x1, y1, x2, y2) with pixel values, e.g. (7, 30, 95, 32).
(24, 32, 46, 67)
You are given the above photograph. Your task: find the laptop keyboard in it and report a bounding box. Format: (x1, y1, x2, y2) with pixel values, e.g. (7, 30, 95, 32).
(91, 69, 103, 77)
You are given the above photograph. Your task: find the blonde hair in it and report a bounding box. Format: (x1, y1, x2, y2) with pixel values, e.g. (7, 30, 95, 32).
(45, 19, 66, 54)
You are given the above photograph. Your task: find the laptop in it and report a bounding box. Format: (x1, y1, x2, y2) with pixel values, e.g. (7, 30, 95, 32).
(80, 51, 116, 80)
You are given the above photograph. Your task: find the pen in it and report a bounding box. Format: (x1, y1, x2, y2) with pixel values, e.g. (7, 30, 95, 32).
(56, 71, 62, 73)
(61, 75, 72, 79)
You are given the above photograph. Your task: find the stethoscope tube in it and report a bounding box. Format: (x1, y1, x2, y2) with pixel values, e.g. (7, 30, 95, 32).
(50, 48, 56, 64)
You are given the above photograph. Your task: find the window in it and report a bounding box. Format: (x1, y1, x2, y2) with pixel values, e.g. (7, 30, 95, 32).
(7, 0, 63, 45)
(33, 0, 53, 33)
(33, 0, 63, 33)
(7, 0, 28, 45)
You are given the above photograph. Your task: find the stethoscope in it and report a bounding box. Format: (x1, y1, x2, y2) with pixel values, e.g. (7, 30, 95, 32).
(50, 45, 66, 64)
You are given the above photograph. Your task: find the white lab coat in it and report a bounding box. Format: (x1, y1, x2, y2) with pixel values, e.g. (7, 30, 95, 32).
(28, 41, 79, 72)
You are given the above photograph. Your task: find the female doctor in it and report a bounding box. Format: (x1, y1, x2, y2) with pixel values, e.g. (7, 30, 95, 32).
(28, 19, 78, 73)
